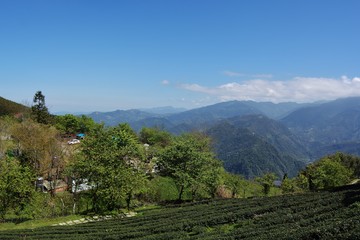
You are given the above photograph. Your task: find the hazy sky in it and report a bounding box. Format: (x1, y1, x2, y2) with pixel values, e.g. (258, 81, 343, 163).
(1, 0, 359, 113)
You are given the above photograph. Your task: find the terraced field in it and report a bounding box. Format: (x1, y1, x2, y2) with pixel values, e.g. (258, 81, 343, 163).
(1, 184, 360, 239)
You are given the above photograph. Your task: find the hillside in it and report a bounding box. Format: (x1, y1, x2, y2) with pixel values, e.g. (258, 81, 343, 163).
(240, 100, 310, 119)
(207, 115, 308, 178)
(0, 97, 28, 116)
(1, 183, 359, 239)
(281, 97, 360, 159)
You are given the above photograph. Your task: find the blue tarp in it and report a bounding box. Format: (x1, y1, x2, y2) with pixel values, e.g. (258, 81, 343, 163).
(76, 133, 86, 138)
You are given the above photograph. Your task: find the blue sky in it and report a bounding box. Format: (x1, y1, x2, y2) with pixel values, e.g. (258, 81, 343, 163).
(1, 0, 359, 113)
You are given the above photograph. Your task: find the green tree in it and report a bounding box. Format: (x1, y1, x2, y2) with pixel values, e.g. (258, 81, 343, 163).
(281, 174, 297, 194)
(224, 173, 244, 198)
(0, 116, 17, 156)
(256, 173, 277, 196)
(139, 127, 172, 147)
(142, 176, 179, 202)
(55, 114, 80, 134)
(158, 132, 223, 201)
(69, 124, 146, 212)
(31, 91, 52, 125)
(11, 119, 64, 177)
(295, 172, 309, 190)
(78, 115, 98, 134)
(11, 119, 66, 180)
(327, 152, 360, 178)
(0, 156, 34, 219)
(311, 158, 353, 189)
(55, 114, 99, 136)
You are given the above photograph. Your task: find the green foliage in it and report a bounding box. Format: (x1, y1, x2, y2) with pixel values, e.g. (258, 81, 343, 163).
(312, 158, 352, 189)
(0, 157, 34, 219)
(142, 176, 179, 202)
(55, 114, 79, 133)
(31, 91, 53, 125)
(281, 175, 298, 194)
(256, 173, 277, 196)
(301, 153, 354, 190)
(294, 173, 309, 190)
(0, 116, 17, 156)
(158, 132, 224, 201)
(69, 124, 147, 212)
(224, 172, 244, 198)
(10, 119, 63, 176)
(23, 191, 75, 219)
(327, 152, 360, 178)
(139, 127, 172, 147)
(55, 114, 98, 135)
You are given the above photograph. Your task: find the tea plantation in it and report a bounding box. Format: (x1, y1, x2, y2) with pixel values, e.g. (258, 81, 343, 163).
(1, 184, 360, 240)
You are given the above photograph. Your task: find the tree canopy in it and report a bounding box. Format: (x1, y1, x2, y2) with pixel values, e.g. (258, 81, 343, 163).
(69, 124, 146, 212)
(158, 132, 224, 201)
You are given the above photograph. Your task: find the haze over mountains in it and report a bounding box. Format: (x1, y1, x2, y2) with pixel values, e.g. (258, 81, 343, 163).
(85, 97, 360, 178)
(2, 96, 360, 179)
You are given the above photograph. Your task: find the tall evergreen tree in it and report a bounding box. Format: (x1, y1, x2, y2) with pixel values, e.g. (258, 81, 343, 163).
(31, 91, 52, 124)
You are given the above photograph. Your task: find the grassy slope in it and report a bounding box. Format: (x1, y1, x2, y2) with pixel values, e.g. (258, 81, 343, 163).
(1, 184, 360, 239)
(0, 215, 84, 231)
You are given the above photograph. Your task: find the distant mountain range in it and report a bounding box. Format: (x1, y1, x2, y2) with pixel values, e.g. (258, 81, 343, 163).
(139, 106, 187, 115)
(90, 101, 309, 132)
(84, 97, 360, 178)
(3, 95, 360, 179)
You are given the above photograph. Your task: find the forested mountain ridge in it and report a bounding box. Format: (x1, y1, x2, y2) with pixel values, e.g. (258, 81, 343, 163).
(207, 115, 308, 178)
(281, 97, 360, 159)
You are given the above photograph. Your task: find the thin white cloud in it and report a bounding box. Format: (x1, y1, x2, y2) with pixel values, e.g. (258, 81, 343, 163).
(253, 73, 273, 78)
(223, 71, 272, 79)
(180, 83, 217, 94)
(223, 71, 245, 77)
(161, 80, 170, 85)
(179, 76, 360, 103)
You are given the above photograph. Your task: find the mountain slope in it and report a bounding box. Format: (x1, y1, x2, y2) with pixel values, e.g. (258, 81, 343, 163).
(227, 114, 309, 161)
(241, 101, 310, 119)
(281, 97, 360, 159)
(165, 101, 262, 130)
(207, 115, 308, 178)
(128, 117, 176, 132)
(0, 97, 29, 116)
